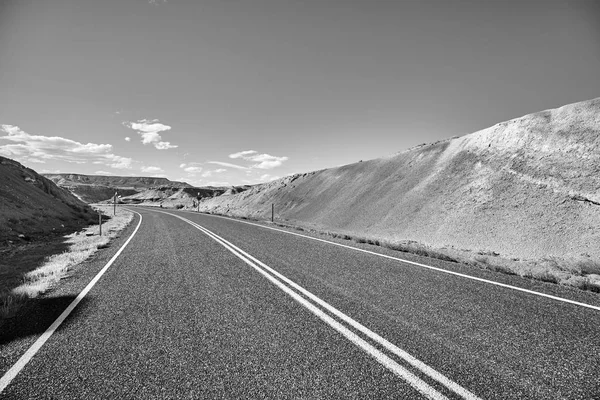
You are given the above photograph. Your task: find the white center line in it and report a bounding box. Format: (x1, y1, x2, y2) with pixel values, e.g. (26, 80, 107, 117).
(186, 211, 600, 312)
(158, 210, 481, 400)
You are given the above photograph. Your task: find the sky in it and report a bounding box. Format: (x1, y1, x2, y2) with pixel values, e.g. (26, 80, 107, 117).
(1, 0, 599, 187)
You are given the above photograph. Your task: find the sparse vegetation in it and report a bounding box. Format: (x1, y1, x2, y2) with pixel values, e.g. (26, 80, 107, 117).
(213, 213, 600, 294)
(1, 206, 133, 319)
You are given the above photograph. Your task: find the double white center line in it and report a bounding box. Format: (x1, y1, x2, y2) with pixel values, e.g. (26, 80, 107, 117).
(166, 211, 481, 400)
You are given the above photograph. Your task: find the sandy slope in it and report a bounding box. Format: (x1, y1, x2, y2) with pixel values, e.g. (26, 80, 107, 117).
(198, 98, 600, 260)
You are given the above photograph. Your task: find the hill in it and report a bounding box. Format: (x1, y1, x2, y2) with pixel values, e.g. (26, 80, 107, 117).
(197, 98, 600, 262)
(116, 186, 252, 208)
(42, 173, 192, 203)
(0, 157, 96, 244)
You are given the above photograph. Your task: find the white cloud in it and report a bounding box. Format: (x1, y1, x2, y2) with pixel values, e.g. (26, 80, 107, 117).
(207, 161, 248, 170)
(141, 166, 164, 173)
(0, 124, 133, 169)
(123, 119, 178, 150)
(125, 137, 131, 142)
(184, 166, 203, 174)
(179, 163, 186, 168)
(95, 171, 114, 175)
(229, 150, 258, 158)
(201, 168, 227, 178)
(229, 150, 288, 169)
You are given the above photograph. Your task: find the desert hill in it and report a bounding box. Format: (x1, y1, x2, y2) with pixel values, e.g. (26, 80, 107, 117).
(43, 173, 192, 203)
(0, 157, 96, 244)
(197, 97, 600, 261)
(116, 185, 252, 208)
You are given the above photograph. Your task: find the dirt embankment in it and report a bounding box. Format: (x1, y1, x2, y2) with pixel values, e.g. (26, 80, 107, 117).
(198, 97, 600, 262)
(0, 157, 97, 245)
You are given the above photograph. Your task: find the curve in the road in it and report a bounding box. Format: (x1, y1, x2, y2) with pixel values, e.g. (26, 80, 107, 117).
(158, 209, 481, 400)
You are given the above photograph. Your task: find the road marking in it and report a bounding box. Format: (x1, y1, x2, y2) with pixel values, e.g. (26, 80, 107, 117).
(187, 211, 600, 312)
(159, 210, 480, 400)
(0, 211, 143, 394)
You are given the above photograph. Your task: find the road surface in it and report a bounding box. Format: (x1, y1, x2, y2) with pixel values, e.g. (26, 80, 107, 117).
(1, 207, 599, 399)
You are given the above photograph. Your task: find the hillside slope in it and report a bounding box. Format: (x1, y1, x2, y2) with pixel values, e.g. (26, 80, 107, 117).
(0, 157, 96, 244)
(198, 98, 600, 260)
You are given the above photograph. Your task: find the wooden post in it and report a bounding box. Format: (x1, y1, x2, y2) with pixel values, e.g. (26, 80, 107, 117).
(271, 203, 274, 222)
(99, 213, 102, 236)
(114, 191, 117, 216)
(197, 192, 200, 213)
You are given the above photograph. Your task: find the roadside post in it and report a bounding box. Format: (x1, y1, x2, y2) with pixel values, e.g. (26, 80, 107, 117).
(197, 192, 200, 213)
(271, 203, 274, 222)
(99, 212, 102, 236)
(114, 191, 117, 216)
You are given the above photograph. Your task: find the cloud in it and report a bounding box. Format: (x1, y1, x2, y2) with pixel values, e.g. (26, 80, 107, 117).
(229, 150, 288, 169)
(125, 137, 131, 142)
(179, 163, 186, 168)
(123, 119, 178, 150)
(206, 161, 248, 170)
(141, 166, 164, 173)
(184, 166, 203, 174)
(0, 124, 133, 169)
(201, 168, 227, 178)
(184, 166, 203, 173)
(95, 171, 114, 175)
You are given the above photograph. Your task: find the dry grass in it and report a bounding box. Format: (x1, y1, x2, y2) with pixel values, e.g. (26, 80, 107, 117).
(228, 214, 600, 294)
(467, 254, 600, 293)
(1, 206, 133, 319)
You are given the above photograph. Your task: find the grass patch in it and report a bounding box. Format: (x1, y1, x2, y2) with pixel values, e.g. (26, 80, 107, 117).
(1, 206, 133, 319)
(205, 211, 600, 295)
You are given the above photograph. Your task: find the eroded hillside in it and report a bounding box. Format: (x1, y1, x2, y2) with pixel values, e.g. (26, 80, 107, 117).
(198, 98, 600, 260)
(43, 173, 193, 203)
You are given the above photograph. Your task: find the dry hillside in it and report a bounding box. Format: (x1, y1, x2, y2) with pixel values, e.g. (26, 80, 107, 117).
(198, 97, 600, 261)
(0, 157, 96, 244)
(117, 186, 251, 208)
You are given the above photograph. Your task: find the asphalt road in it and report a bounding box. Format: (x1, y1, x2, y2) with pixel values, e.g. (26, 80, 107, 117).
(1, 207, 599, 399)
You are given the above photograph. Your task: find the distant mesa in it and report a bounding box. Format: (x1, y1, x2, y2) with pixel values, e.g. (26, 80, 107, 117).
(42, 172, 252, 207)
(42, 173, 195, 204)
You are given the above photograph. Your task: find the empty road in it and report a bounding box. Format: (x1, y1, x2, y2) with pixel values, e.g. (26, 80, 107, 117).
(1, 207, 599, 399)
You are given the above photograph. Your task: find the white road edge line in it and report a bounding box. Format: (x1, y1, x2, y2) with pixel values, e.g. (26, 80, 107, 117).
(0, 211, 143, 394)
(160, 210, 480, 400)
(189, 211, 600, 312)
